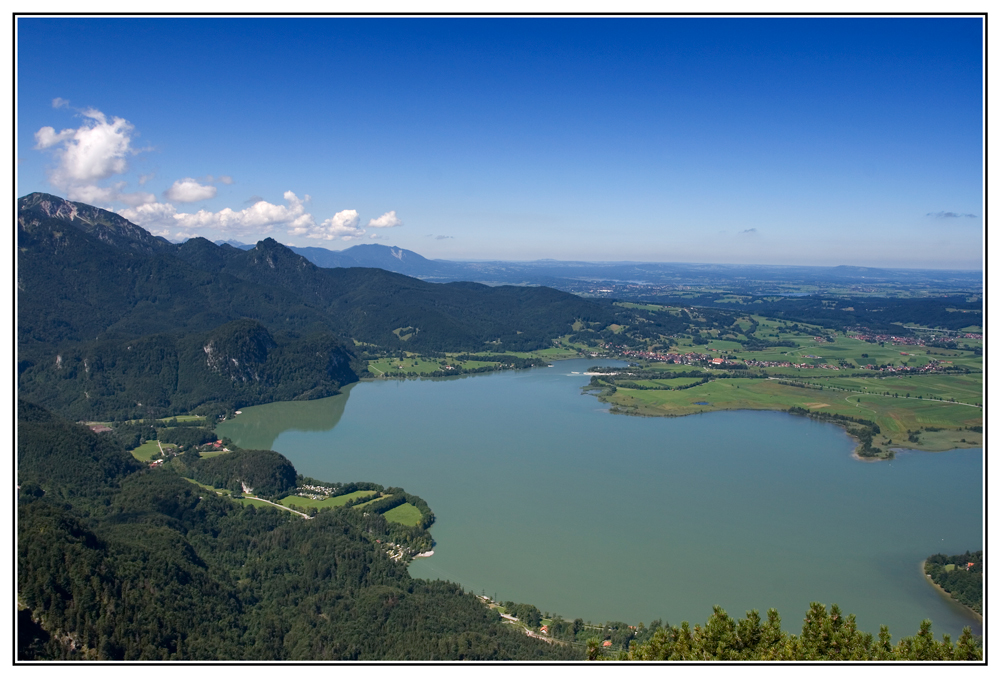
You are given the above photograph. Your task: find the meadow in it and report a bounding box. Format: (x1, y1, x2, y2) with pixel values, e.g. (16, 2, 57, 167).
(279, 489, 377, 509)
(601, 376, 980, 452)
(129, 440, 162, 462)
(381, 502, 424, 526)
(366, 344, 582, 378)
(591, 306, 981, 455)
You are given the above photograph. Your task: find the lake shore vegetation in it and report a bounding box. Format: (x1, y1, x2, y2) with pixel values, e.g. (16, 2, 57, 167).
(923, 552, 983, 616)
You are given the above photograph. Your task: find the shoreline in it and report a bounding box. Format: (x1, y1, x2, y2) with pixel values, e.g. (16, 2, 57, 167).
(919, 560, 983, 626)
(591, 388, 980, 461)
(360, 351, 614, 381)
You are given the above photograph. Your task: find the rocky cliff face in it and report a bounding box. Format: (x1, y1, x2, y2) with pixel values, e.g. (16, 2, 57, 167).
(18, 192, 173, 255)
(202, 319, 277, 383)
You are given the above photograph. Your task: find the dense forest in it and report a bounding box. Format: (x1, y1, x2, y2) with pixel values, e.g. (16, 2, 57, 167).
(18, 319, 361, 421)
(924, 552, 983, 615)
(18, 400, 981, 661)
(607, 604, 981, 661)
(18, 193, 612, 420)
(16, 400, 581, 660)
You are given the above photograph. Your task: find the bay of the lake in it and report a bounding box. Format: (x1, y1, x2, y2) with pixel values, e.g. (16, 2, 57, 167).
(217, 358, 983, 638)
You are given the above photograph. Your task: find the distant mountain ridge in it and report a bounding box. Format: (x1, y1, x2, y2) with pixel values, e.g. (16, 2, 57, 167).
(220, 239, 983, 289)
(18, 192, 609, 419)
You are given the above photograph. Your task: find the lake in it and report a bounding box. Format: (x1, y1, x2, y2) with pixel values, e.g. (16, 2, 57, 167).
(217, 358, 983, 639)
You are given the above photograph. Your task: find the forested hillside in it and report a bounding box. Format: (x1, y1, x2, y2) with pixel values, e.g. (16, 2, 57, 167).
(17, 401, 581, 660)
(17, 193, 612, 420)
(19, 319, 360, 421)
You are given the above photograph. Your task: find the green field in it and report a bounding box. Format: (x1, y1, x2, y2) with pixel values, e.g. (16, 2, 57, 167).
(705, 339, 744, 352)
(279, 489, 377, 509)
(794, 374, 983, 406)
(600, 377, 982, 453)
(353, 494, 389, 509)
(594, 303, 982, 457)
(182, 477, 230, 494)
(367, 343, 585, 378)
(369, 356, 454, 375)
(182, 478, 306, 515)
(234, 497, 285, 510)
(382, 502, 423, 526)
(129, 440, 162, 462)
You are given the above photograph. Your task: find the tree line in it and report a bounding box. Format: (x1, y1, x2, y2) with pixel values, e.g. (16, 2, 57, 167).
(924, 551, 982, 615)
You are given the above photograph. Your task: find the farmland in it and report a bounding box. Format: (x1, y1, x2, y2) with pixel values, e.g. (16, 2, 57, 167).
(382, 502, 424, 526)
(585, 304, 982, 457)
(279, 489, 378, 510)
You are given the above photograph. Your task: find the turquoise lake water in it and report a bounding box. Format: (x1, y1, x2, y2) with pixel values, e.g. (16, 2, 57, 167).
(217, 358, 983, 639)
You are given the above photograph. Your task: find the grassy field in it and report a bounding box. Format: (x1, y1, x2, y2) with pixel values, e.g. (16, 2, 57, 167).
(182, 477, 230, 494)
(600, 377, 982, 453)
(595, 304, 982, 456)
(381, 502, 423, 526)
(368, 356, 454, 375)
(352, 494, 389, 509)
(279, 489, 377, 509)
(624, 378, 705, 389)
(793, 374, 983, 406)
(181, 478, 308, 516)
(234, 497, 284, 510)
(367, 344, 584, 378)
(129, 440, 162, 462)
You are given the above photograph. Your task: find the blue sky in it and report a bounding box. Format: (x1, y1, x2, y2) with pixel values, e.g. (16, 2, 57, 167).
(17, 16, 983, 268)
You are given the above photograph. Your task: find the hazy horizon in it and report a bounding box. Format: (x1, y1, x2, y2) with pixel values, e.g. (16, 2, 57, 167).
(186, 236, 983, 272)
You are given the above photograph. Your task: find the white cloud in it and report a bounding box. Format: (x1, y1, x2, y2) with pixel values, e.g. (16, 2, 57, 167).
(172, 191, 314, 235)
(218, 175, 234, 185)
(68, 183, 122, 205)
(289, 209, 402, 240)
(290, 208, 366, 240)
(34, 126, 75, 149)
(54, 109, 134, 184)
(367, 210, 402, 228)
(52, 97, 69, 108)
(118, 201, 179, 229)
(165, 178, 217, 203)
(138, 172, 155, 186)
(34, 106, 140, 205)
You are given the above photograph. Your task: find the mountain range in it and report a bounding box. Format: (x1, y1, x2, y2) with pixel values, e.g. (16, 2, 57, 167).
(17, 193, 611, 420)
(214, 240, 983, 290)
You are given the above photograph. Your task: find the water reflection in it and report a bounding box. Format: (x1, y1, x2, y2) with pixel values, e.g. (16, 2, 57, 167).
(219, 382, 355, 450)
